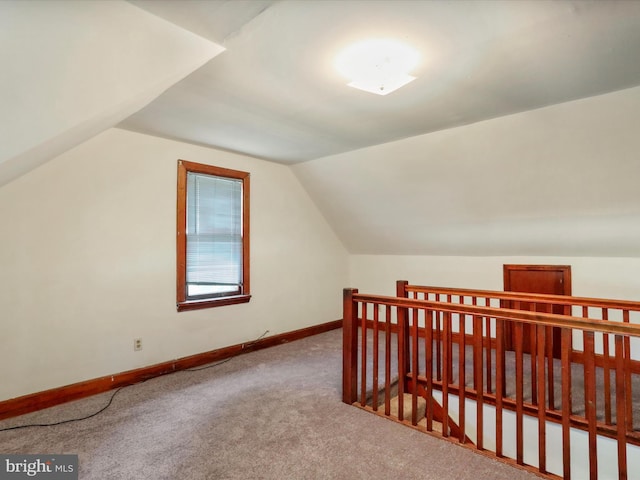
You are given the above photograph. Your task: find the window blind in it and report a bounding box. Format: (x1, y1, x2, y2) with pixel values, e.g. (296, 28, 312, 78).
(186, 172, 242, 297)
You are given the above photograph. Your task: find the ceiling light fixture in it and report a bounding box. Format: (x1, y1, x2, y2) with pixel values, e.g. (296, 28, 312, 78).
(335, 39, 420, 96)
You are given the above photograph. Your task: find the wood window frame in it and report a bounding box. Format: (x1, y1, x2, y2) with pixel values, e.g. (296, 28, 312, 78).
(176, 160, 251, 312)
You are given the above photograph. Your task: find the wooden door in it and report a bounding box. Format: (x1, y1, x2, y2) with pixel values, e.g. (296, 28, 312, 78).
(503, 264, 571, 359)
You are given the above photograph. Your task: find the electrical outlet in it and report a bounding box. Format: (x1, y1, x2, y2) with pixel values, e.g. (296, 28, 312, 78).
(134, 338, 142, 351)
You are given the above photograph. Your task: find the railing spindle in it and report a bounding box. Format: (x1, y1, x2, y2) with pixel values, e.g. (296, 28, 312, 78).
(537, 324, 547, 474)
(474, 313, 484, 450)
(459, 310, 466, 443)
(495, 317, 504, 458)
(436, 294, 442, 382)
(541, 302, 555, 410)
(546, 324, 555, 410)
(603, 308, 612, 425)
(442, 311, 451, 437)
(385, 305, 391, 416)
(561, 327, 572, 480)
(485, 312, 492, 394)
(411, 307, 419, 425)
(531, 303, 538, 406)
(425, 308, 434, 432)
(623, 309, 633, 430)
(447, 295, 454, 382)
(583, 329, 598, 480)
(397, 300, 408, 421)
(515, 321, 524, 465)
(372, 304, 379, 412)
(360, 302, 368, 407)
(615, 334, 628, 480)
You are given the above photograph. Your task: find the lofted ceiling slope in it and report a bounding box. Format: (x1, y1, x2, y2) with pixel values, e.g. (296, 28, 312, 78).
(121, 0, 640, 257)
(293, 85, 640, 257)
(3, 1, 640, 257)
(0, 0, 224, 187)
(121, 0, 640, 164)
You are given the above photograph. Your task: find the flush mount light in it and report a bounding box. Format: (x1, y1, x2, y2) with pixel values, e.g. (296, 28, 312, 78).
(335, 39, 420, 96)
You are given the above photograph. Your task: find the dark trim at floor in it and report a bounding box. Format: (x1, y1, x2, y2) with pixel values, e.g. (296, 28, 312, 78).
(0, 319, 342, 421)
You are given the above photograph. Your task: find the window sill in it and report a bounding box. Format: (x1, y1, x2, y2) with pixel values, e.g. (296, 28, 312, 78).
(177, 294, 251, 312)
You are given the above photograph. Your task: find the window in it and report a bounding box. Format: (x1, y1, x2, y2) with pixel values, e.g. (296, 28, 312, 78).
(177, 160, 250, 311)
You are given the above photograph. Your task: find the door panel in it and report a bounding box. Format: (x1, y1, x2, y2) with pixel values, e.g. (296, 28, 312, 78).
(503, 265, 571, 359)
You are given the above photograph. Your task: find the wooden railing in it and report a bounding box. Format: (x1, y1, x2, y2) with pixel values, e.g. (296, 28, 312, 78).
(342, 283, 640, 480)
(401, 281, 640, 431)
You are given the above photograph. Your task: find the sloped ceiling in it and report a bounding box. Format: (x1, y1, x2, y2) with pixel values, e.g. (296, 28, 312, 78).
(4, 1, 640, 257)
(293, 85, 640, 256)
(0, 0, 224, 187)
(119, 0, 640, 257)
(121, 0, 640, 164)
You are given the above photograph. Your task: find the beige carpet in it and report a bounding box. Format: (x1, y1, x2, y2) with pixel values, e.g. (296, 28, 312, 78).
(0, 329, 539, 480)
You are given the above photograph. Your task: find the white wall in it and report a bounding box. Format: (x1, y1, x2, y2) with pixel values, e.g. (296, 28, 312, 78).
(0, 128, 348, 401)
(349, 255, 640, 301)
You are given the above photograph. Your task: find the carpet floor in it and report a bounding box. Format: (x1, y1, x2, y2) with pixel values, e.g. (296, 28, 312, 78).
(0, 329, 539, 479)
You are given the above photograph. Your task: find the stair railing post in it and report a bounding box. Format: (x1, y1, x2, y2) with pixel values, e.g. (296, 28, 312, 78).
(397, 281, 410, 373)
(396, 281, 410, 399)
(343, 288, 358, 404)
(396, 280, 409, 299)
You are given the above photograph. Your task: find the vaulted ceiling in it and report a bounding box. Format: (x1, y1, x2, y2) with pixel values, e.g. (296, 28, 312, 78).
(122, 0, 640, 164)
(3, 0, 640, 257)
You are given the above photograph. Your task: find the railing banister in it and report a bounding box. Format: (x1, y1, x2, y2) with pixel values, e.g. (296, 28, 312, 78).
(342, 288, 358, 404)
(405, 283, 640, 311)
(352, 293, 640, 337)
(344, 284, 639, 480)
